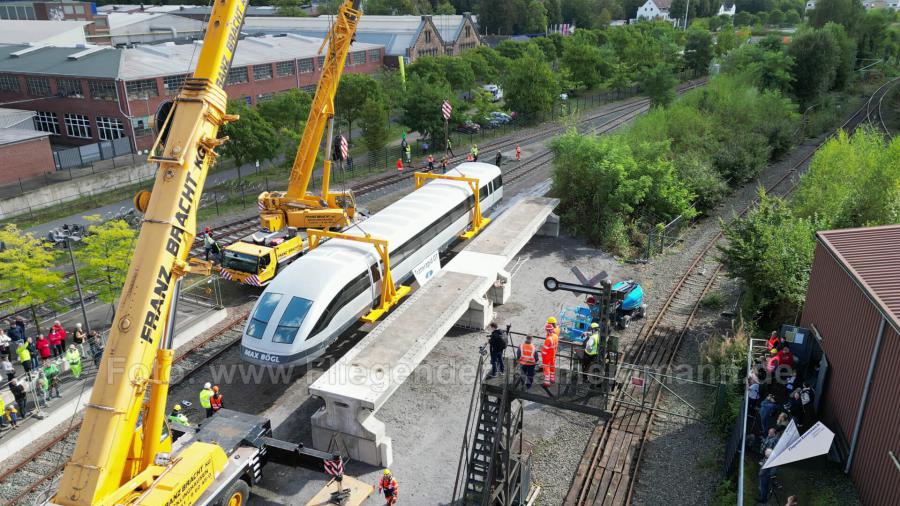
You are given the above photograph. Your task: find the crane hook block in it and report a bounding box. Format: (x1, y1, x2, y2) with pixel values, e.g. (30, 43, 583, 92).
(134, 190, 151, 214)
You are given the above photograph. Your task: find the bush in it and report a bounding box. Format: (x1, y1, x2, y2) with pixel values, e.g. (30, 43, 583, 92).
(712, 131, 770, 184)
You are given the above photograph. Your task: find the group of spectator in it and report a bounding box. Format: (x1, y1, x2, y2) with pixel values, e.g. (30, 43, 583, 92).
(0, 316, 104, 431)
(746, 331, 818, 503)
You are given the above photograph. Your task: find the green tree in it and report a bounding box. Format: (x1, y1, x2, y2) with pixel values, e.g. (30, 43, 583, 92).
(719, 191, 817, 320)
(257, 89, 312, 133)
(722, 44, 795, 94)
(0, 224, 62, 333)
(684, 28, 714, 75)
(561, 38, 612, 90)
(335, 73, 381, 143)
(715, 25, 739, 56)
(76, 218, 136, 318)
(439, 56, 476, 92)
(769, 9, 785, 25)
(435, 1, 456, 13)
(359, 97, 390, 153)
(822, 22, 856, 91)
(502, 48, 558, 117)
(401, 75, 459, 142)
(787, 28, 839, 105)
(274, 0, 308, 16)
(784, 9, 800, 25)
(808, 0, 863, 31)
(734, 10, 752, 26)
(524, 0, 549, 32)
(220, 100, 280, 168)
(638, 63, 677, 108)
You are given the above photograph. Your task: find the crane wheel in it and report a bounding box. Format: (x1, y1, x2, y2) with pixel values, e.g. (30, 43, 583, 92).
(221, 479, 250, 506)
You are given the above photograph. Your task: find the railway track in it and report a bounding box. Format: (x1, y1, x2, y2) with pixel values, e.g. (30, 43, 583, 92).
(866, 76, 899, 139)
(0, 312, 251, 505)
(565, 82, 888, 506)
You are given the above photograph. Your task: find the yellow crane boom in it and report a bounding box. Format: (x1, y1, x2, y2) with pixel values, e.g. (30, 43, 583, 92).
(256, 0, 362, 232)
(53, 0, 248, 503)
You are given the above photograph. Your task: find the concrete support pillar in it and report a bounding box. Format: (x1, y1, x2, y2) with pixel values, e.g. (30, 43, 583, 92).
(537, 213, 560, 237)
(488, 269, 511, 305)
(311, 397, 393, 467)
(456, 295, 492, 329)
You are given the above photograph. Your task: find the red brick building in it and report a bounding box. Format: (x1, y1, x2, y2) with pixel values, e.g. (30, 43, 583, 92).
(0, 35, 385, 151)
(0, 128, 54, 184)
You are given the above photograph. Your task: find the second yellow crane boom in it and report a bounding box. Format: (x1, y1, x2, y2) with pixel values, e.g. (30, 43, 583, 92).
(256, 0, 363, 232)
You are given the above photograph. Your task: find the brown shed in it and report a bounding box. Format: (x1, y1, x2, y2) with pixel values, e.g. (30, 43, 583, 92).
(800, 224, 900, 506)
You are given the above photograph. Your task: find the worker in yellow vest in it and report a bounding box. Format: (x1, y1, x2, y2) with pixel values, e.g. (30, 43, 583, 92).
(168, 404, 189, 426)
(582, 323, 600, 384)
(541, 323, 559, 386)
(65, 344, 82, 379)
(199, 382, 213, 417)
(517, 335, 540, 389)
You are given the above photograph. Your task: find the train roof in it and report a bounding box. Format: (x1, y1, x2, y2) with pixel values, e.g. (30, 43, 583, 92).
(264, 162, 500, 296)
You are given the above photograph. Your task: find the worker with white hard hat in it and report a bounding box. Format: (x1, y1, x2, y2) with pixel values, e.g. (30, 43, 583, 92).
(199, 382, 214, 417)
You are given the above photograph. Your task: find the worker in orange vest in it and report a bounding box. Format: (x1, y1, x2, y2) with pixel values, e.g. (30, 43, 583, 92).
(517, 335, 540, 389)
(541, 323, 558, 386)
(396, 158, 404, 171)
(210, 385, 224, 415)
(379, 469, 399, 505)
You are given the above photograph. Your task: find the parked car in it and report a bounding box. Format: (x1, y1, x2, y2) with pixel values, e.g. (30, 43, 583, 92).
(489, 112, 512, 124)
(456, 120, 481, 134)
(482, 84, 503, 102)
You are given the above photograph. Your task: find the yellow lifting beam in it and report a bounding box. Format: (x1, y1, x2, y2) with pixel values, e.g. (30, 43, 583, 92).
(414, 172, 491, 239)
(307, 229, 411, 323)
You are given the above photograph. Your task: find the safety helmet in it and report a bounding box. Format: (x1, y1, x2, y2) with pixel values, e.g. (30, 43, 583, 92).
(204, 382, 212, 389)
(174, 404, 182, 411)
(591, 322, 599, 329)
(383, 469, 391, 475)
(69, 344, 76, 349)
(547, 317, 557, 324)
(545, 323, 555, 331)
(586, 296, 596, 304)
(212, 385, 219, 393)
(770, 349, 778, 355)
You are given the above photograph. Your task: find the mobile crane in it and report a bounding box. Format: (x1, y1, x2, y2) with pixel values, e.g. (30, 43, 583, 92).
(218, 0, 363, 286)
(49, 1, 368, 504)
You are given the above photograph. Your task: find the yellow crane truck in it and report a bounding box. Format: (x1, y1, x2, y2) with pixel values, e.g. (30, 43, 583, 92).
(218, 0, 364, 286)
(48, 1, 368, 504)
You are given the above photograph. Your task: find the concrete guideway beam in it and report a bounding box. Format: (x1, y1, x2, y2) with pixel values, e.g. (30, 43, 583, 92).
(308, 197, 560, 467)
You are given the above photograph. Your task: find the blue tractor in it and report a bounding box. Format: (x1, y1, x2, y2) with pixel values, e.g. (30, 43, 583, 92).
(611, 280, 646, 329)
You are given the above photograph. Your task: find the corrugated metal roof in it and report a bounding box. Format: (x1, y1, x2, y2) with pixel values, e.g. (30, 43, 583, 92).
(0, 20, 89, 46)
(817, 224, 900, 333)
(0, 127, 49, 146)
(0, 44, 121, 78)
(0, 108, 35, 129)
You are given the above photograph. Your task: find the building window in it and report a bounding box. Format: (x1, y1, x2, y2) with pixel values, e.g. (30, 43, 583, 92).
(56, 78, 83, 97)
(253, 64, 273, 81)
(425, 30, 432, 43)
(126, 79, 158, 99)
(258, 92, 274, 102)
(465, 25, 471, 38)
(34, 111, 59, 134)
(227, 67, 249, 85)
(367, 49, 380, 62)
(298, 58, 314, 73)
(27, 76, 51, 96)
(276, 60, 296, 77)
(317, 55, 325, 69)
(97, 116, 125, 140)
(163, 74, 187, 95)
(132, 116, 151, 136)
(301, 85, 316, 94)
(0, 74, 19, 93)
(350, 51, 366, 66)
(64, 113, 92, 138)
(89, 80, 116, 101)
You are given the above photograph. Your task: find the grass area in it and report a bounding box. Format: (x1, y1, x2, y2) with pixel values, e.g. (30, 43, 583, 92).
(701, 291, 727, 311)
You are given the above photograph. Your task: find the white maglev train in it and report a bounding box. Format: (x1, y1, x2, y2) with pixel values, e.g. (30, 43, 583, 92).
(240, 162, 504, 366)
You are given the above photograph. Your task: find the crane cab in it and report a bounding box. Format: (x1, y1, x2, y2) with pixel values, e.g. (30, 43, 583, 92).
(257, 190, 357, 232)
(221, 231, 305, 286)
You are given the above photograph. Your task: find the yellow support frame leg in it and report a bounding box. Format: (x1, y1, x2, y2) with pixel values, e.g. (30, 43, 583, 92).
(414, 172, 491, 239)
(307, 229, 411, 323)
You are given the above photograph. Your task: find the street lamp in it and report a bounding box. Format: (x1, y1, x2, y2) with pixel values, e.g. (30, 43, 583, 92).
(65, 235, 92, 335)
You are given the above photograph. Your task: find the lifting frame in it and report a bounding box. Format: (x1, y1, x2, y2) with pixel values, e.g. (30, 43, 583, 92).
(307, 228, 411, 323)
(414, 172, 491, 240)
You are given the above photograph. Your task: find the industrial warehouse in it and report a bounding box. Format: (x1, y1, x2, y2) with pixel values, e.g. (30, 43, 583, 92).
(0, 0, 897, 505)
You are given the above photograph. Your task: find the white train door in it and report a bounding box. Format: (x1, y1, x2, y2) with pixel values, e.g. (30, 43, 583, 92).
(368, 262, 382, 308)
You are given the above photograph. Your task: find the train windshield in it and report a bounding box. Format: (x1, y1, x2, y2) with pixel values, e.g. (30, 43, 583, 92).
(272, 296, 314, 344)
(246, 292, 283, 338)
(223, 250, 260, 273)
